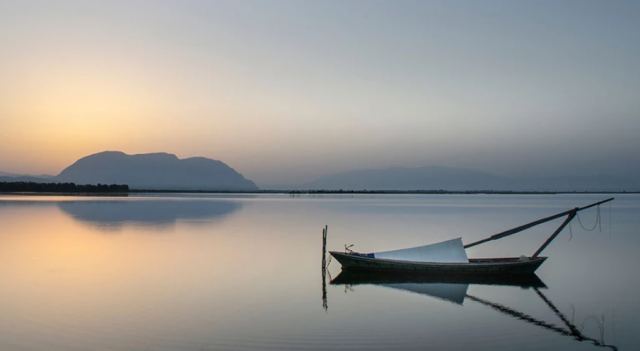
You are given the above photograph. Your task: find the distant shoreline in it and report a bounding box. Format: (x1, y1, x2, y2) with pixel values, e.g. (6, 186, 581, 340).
(0, 181, 129, 194)
(130, 189, 638, 195)
(2, 190, 637, 196)
(1, 181, 637, 195)
(3, 182, 635, 196)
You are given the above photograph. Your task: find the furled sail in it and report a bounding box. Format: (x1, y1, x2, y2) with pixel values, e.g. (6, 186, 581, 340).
(373, 237, 469, 263)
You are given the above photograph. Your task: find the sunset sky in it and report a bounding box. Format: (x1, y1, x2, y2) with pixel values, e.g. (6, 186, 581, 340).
(1, 0, 639, 185)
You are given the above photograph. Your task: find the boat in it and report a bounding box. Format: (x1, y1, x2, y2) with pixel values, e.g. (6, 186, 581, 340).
(330, 198, 613, 275)
(330, 249, 547, 275)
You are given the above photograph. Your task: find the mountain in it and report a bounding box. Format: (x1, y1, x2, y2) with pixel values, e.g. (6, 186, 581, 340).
(55, 151, 257, 191)
(4, 157, 637, 192)
(302, 166, 639, 191)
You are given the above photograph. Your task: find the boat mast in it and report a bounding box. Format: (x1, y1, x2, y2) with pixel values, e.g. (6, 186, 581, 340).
(463, 198, 614, 253)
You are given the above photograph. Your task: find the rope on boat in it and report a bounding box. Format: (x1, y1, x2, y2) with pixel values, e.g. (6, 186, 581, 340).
(569, 204, 602, 241)
(575, 204, 602, 232)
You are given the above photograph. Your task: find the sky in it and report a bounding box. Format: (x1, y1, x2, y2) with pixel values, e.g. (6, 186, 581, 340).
(1, 0, 639, 185)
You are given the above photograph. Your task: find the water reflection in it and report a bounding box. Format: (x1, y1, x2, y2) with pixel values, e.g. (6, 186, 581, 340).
(329, 271, 617, 350)
(57, 199, 241, 229)
(0, 193, 634, 350)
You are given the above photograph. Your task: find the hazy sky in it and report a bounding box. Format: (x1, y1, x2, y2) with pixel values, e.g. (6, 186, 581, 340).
(1, 0, 639, 185)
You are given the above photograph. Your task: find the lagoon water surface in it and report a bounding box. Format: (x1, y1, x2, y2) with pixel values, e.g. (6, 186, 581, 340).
(0, 194, 638, 350)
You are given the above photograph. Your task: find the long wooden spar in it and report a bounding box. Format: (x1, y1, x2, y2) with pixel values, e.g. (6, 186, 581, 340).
(463, 198, 614, 256)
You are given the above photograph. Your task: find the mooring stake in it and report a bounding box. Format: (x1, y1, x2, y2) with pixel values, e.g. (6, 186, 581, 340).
(321, 225, 328, 311)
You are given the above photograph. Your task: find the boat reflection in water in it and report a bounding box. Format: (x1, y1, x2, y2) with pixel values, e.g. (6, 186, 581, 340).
(328, 271, 617, 350)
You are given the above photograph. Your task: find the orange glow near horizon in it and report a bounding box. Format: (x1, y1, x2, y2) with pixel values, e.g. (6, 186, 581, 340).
(1, 59, 246, 175)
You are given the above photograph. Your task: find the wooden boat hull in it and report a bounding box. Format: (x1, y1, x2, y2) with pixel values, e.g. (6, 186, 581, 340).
(330, 251, 546, 275)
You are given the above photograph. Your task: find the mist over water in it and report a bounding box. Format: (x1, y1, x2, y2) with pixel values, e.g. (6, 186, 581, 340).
(0, 194, 638, 350)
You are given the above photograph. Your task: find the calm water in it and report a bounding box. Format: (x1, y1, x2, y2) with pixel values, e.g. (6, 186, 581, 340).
(0, 194, 638, 350)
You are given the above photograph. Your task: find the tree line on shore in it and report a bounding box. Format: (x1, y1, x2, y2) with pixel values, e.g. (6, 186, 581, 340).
(0, 181, 129, 193)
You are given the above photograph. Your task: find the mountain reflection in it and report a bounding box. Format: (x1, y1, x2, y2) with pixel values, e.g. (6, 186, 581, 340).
(57, 199, 241, 229)
(329, 271, 617, 350)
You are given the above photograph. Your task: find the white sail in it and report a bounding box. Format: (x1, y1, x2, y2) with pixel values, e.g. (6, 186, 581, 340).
(374, 237, 468, 263)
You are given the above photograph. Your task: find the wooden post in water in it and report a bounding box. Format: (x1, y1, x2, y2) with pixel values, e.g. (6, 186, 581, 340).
(321, 225, 328, 311)
(322, 225, 328, 269)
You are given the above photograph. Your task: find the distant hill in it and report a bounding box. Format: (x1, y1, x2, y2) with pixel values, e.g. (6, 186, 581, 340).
(0, 175, 52, 183)
(3, 158, 638, 192)
(303, 166, 508, 191)
(55, 151, 258, 191)
(302, 166, 639, 192)
(0, 171, 53, 182)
